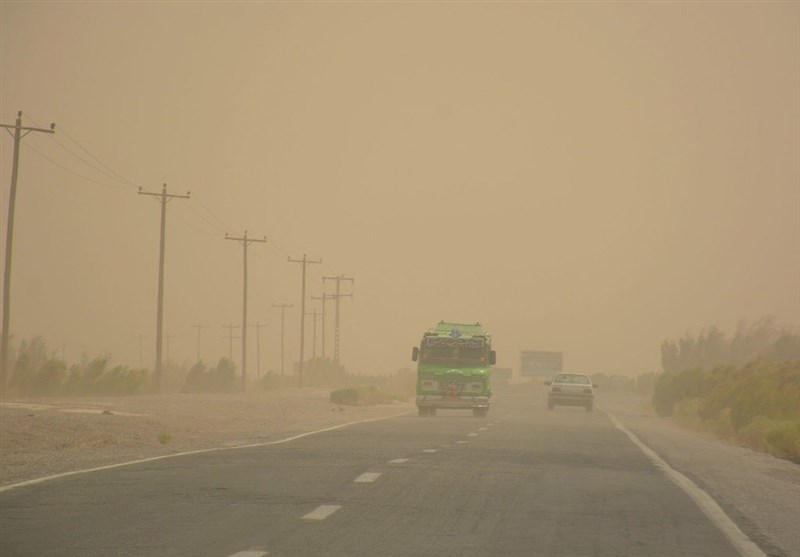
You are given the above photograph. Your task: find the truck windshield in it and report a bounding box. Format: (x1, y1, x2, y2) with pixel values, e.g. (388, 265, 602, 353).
(420, 346, 487, 367)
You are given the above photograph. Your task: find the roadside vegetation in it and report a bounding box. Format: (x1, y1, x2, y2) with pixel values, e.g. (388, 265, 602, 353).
(8, 337, 150, 397)
(653, 318, 800, 463)
(4, 337, 415, 405)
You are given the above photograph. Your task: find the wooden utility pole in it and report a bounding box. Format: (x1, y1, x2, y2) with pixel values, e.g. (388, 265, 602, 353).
(322, 275, 354, 363)
(288, 255, 322, 387)
(249, 321, 266, 380)
(138, 183, 190, 391)
(272, 303, 292, 376)
(0, 112, 55, 392)
(191, 323, 208, 363)
(222, 322, 240, 360)
(310, 293, 334, 360)
(305, 309, 322, 359)
(226, 231, 266, 390)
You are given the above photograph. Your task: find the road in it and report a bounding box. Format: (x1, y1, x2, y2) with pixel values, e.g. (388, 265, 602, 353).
(1, 391, 750, 557)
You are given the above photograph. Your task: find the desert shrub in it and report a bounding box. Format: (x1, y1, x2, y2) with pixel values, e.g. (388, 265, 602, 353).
(184, 358, 237, 392)
(330, 387, 360, 405)
(765, 421, 800, 462)
(256, 370, 297, 390)
(653, 368, 708, 416)
(330, 385, 398, 406)
(654, 361, 800, 462)
(92, 365, 149, 395)
(12, 358, 67, 397)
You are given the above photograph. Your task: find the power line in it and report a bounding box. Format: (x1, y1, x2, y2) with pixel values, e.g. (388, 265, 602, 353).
(23, 140, 131, 190)
(20, 113, 138, 190)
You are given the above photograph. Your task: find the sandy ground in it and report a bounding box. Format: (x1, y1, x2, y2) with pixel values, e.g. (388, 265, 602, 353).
(0, 389, 413, 488)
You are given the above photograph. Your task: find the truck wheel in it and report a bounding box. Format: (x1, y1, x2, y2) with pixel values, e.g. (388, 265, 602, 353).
(418, 407, 427, 417)
(429, 408, 437, 417)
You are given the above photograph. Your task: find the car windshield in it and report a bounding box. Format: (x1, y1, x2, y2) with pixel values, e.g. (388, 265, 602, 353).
(553, 374, 591, 385)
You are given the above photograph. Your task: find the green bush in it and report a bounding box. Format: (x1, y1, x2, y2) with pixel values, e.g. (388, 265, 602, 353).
(765, 421, 800, 462)
(652, 361, 800, 462)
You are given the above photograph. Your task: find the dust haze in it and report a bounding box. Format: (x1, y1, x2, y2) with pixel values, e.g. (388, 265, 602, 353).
(1, 2, 798, 381)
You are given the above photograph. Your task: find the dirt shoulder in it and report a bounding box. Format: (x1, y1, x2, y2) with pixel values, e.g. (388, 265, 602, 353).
(602, 392, 800, 557)
(0, 390, 413, 488)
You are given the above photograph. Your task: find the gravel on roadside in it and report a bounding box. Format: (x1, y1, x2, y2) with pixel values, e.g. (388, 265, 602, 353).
(0, 390, 413, 488)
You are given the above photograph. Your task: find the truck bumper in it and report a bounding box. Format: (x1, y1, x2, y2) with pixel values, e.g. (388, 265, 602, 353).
(416, 395, 490, 409)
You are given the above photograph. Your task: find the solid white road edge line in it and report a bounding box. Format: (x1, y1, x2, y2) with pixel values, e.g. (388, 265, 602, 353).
(0, 410, 412, 493)
(303, 505, 342, 521)
(354, 472, 381, 483)
(605, 411, 766, 557)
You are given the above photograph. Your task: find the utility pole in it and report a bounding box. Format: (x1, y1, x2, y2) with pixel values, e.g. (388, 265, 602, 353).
(1, 111, 55, 392)
(249, 321, 266, 380)
(226, 231, 266, 390)
(310, 293, 334, 360)
(191, 323, 208, 363)
(322, 275, 355, 363)
(138, 183, 190, 391)
(272, 303, 292, 376)
(288, 255, 322, 387)
(222, 322, 240, 361)
(305, 309, 321, 359)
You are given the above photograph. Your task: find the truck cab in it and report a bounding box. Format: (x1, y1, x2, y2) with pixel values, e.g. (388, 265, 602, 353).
(412, 321, 496, 417)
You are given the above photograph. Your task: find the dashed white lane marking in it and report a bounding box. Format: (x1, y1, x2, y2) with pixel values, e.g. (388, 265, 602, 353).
(1, 410, 411, 493)
(303, 505, 342, 521)
(228, 550, 268, 557)
(467, 433, 479, 437)
(478, 427, 488, 431)
(388, 458, 410, 464)
(422, 449, 438, 453)
(606, 412, 766, 557)
(354, 472, 381, 483)
(456, 440, 468, 444)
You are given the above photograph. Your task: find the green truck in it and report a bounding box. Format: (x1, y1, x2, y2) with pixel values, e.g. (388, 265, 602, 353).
(411, 321, 496, 417)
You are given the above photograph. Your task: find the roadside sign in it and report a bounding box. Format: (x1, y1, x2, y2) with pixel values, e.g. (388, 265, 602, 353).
(520, 351, 563, 377)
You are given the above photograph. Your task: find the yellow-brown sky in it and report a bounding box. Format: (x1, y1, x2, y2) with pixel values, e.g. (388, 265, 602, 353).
(1, 2, 798, 377)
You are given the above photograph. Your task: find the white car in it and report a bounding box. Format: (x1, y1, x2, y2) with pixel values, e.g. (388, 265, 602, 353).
(545, 373, 596, 412)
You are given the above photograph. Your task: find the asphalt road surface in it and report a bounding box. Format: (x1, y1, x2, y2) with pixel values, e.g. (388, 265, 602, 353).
(1, 392, 751, 557)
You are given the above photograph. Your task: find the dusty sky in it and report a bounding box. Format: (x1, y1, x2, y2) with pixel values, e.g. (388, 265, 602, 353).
(1, 2, 798, 379)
